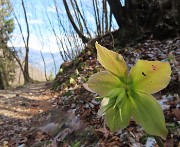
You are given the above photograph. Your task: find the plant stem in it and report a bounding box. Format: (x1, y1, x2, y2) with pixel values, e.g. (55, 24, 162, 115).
(154, 136, 164, 147)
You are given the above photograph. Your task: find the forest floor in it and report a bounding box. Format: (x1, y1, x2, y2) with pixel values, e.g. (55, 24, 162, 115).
(0, 37, 180, 147)
(0, 82, 62, 146)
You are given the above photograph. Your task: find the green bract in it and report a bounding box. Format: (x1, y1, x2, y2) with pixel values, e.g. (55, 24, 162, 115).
(83, 42, 171, 139)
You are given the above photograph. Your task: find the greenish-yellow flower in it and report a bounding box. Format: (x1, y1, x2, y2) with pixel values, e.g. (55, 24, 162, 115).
(83, 42, 171, 139)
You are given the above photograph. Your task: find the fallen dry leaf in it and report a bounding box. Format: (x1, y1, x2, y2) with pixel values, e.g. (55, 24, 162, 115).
(172, 109, 180, 120)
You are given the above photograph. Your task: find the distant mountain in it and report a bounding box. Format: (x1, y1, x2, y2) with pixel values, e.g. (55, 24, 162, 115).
(16, 47, 64, 76)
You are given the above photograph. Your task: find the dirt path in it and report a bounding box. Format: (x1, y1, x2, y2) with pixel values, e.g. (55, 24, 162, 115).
(0, 81, 98, 147)
(0, 82, 59, 146)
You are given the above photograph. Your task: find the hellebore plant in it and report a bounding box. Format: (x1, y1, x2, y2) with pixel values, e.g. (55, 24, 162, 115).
(84, 42, 171, 140)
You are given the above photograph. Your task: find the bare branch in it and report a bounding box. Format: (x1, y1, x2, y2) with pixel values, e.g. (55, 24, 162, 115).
(63, 0, 89, 43)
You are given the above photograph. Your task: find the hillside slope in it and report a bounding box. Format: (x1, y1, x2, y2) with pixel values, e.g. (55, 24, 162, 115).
(0, 37, 179, 146)
(51, 36, 179, 146)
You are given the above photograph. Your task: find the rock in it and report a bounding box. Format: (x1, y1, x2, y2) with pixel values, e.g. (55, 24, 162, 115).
(145, 137, 156, 147)
(38, 123, 60, 137)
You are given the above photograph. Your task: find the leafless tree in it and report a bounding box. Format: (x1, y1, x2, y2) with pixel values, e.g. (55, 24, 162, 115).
(11, 0, 31, 83)
(21, 0, 31, 83)
(63, 0, 89, 43)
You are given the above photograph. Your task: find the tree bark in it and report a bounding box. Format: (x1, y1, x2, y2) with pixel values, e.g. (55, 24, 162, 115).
(70, 0, 83, 33)
(107, 0, 140, 45)
(107, 0, 126, 29)
(63, 0, 89, 43)
(21, 0, 31, 83)
(93, 0, 102, 35)
(40, 51, 48, 81)
(73, 0, 92, 38)
(104, 0, 108, 33)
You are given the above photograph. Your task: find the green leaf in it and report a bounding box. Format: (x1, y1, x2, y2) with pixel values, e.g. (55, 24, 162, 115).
(128, 60, 171, 94)
(98, 97, 116, 116)
(98, 88, 126, 115)
(105, 97, 132, 131)
(95, 42, 128, 79)
(129, 91, 168, 139)
(114, 88, 126, 106)
(84, 71, 122, 97)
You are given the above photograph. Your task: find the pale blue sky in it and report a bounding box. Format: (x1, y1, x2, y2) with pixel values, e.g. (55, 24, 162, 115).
(9, 0, 119, 53)
(7, 0, 124, 75)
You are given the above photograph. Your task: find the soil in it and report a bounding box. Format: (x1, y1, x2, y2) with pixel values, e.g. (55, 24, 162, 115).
(0, 82, 59, 146)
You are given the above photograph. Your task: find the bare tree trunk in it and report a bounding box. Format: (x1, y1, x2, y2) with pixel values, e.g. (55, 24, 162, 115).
(107, 0, 126, 29)
(11, 0, 32, 83)
(43, 1, 68, 62)
(49, 49, 56, 75)
(92, 0, 99, 35)
(21, 0, 31, 83)
(73, 0, 92, 38)
(70, 0, 83, 33)
(63, 0, 89, 43)
(93, 0, 101, 35)
(102, 0, 105, 35)
(53, 0, 84, 61)
(104, 0, 108, 33)
(0, 51, 9, 89)
(95, 0, 101, 35)
(109, 6, 112, 31)
(40, 51, 48, 81)
(0, 71, 5, 89)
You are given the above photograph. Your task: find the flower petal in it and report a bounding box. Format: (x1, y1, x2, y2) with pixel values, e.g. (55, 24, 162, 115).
(128, 60, 171, 94)
(95, 42, 128, 79)
(105, 98, 132, 131)
(84, 71, 122, 96)
(129, 91, 168, 139)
